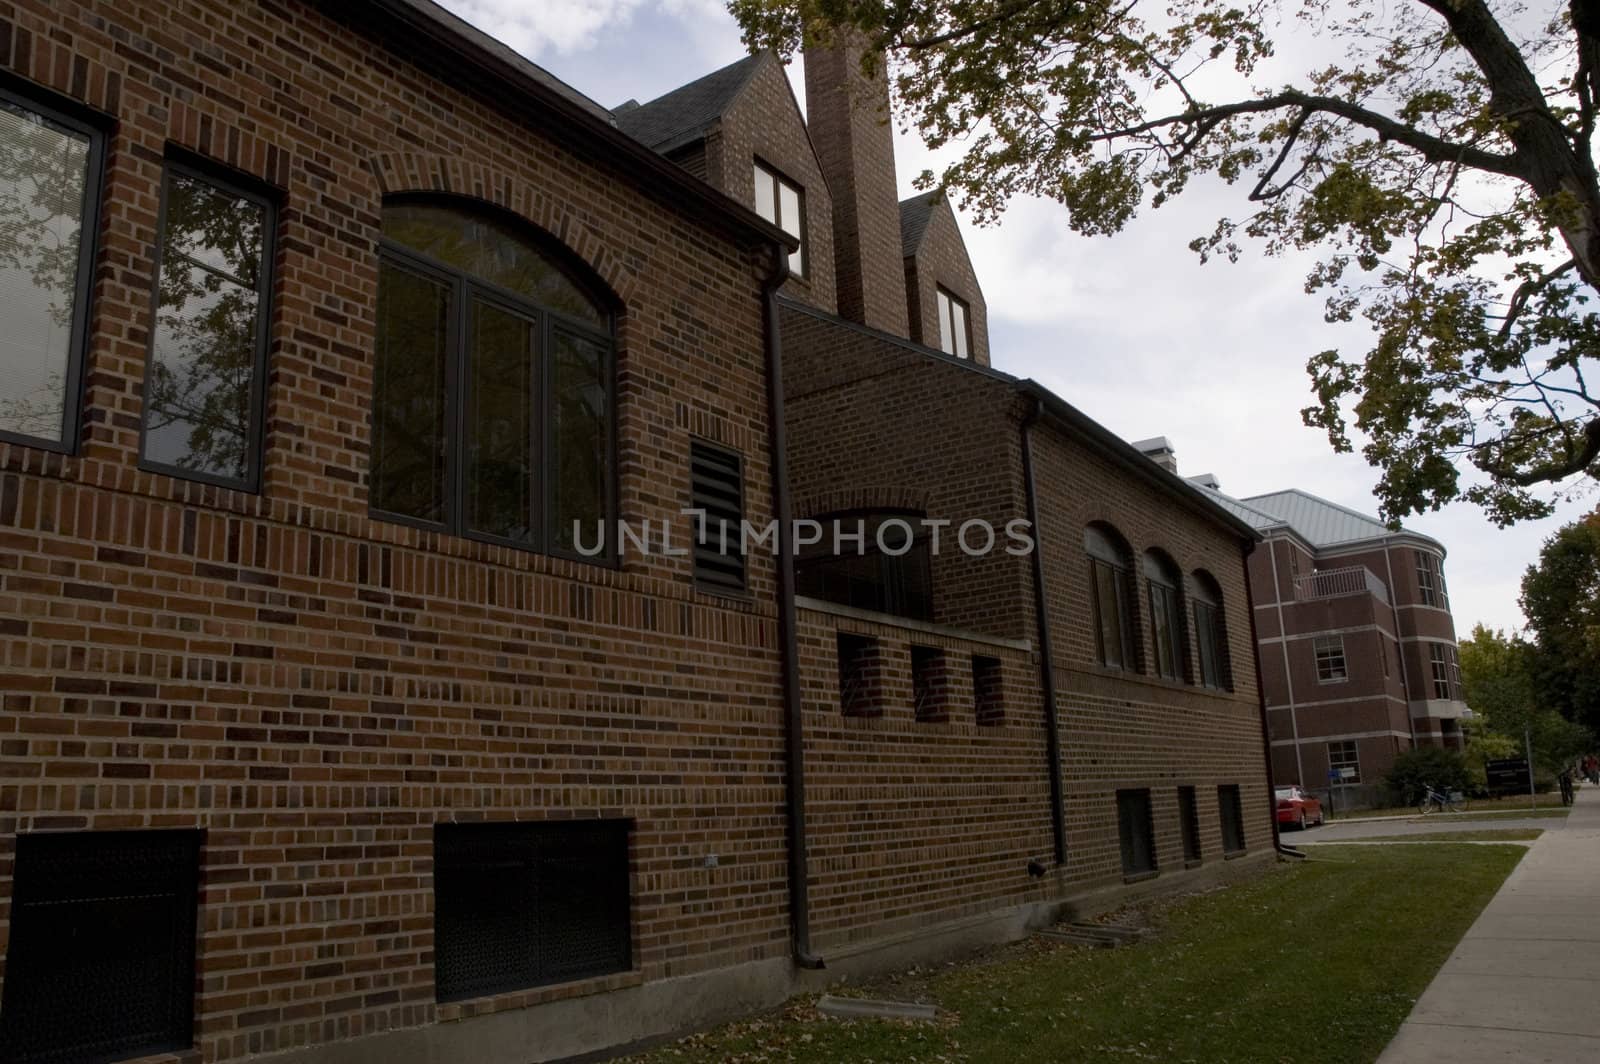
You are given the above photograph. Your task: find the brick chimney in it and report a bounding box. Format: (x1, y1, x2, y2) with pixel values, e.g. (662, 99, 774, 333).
(1132, 436, 1179, 474)
(803, 33, 910, 336)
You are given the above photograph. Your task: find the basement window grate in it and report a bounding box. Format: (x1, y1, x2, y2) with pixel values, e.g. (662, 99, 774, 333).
(689, 440, 746, 593)
(0, 829, 201, 1064)
(433, 819, 632, 1002)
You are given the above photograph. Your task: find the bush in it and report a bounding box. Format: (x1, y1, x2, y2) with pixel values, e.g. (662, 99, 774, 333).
(1384, 747, 1472, 806)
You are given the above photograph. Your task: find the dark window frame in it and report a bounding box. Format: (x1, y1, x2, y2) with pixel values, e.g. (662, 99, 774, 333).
(1428, 642, 1454, 699)
(1328, 739, 1361, 783)
(1086, 525, 1139, 671)
(371, 202, 618, 565)
(0, 79, 108, 455)
(137, 155, 278, 492)
(1218, 784, 1246, 855)
(1116, 788, 1157, 878)
(753, 158, 807, 278)
(1177, 786, 1203, 865)
(934, 285, 972, 359)
(689, 438, 747, 596)
(794, 508, 935, 622)
(1313, 634, 1348, 683)
(1143, 551, 1187, 681)
(1190, 570, 1231, 691)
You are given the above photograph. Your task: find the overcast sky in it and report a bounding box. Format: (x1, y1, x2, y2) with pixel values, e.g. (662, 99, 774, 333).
(439, 0, 1596, 635)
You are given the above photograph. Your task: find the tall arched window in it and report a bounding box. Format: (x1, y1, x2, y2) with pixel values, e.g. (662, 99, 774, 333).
(1191, 569, 1231, 690)
(1085, 524, 1137, 670)
(370, 198, 615, 557)
(1144, 550, 1186, 681)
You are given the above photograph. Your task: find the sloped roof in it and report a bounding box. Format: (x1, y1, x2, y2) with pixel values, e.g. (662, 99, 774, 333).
(1193, 485, 1286, 533)
(613, 53, 766, 153)
(899, 191, 941, 258)
(1239, 488, 1438, 549)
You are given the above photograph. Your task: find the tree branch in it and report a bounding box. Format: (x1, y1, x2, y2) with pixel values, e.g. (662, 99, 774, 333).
(1089, 90, 1522, 177)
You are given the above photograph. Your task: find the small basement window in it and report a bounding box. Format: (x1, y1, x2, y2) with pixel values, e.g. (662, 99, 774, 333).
(973, 654, 1004, 726)
(1218, 784, 1246, 855)
(434, 819, 631, 1002)
(0, 830, 201, 1063)
(1117, 789, 1157, 878)
(837, 632, 883, 717)
(911, 645, 950, 722)
(1177, 786, 1202, 864)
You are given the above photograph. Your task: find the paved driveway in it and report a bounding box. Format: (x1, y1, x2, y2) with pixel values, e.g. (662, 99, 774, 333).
(1284, 812, 1567, 843)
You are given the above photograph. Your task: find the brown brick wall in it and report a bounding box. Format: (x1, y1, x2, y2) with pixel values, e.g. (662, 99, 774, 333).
(796, 605, 1052, 949)
(780, 302, 1033, 640)
(1027, 428, 1274, 880)
(904, 196, 991, 366)
(801, 38, 909, 335)
(0, 1, 792, 1059)
(781, 298, 1273, 921)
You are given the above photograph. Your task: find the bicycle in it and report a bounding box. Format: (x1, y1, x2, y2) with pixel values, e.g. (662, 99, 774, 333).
(1417, 786, 1471, 814)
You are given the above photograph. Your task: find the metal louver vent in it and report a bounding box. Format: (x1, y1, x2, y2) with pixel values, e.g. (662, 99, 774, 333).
(690, 441, 746, 592)
(0, 830, 201, 1064)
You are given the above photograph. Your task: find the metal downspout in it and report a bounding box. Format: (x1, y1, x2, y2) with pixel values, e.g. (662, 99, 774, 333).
(1266, 539, 1305, 787)
(762, 245, 824, 969)
(1242, 540, 1290, 856)
(1020, 398, 1068, 866)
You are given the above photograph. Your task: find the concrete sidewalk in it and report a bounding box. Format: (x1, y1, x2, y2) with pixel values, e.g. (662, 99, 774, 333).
(1377, 783, 1600, 1063)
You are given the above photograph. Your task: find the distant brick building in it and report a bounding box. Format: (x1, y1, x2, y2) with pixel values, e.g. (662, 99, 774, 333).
(0, 5, 1274, 1063)
(1173, 459, 1471, 802)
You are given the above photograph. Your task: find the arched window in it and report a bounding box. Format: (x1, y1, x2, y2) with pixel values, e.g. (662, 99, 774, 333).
(1085, 524, 1137, 670)
(1143, 550, 1186, 681)
(370, 198, 614, 557)
(795, 510, 934, 621)
(1191, 569, 1231, 690)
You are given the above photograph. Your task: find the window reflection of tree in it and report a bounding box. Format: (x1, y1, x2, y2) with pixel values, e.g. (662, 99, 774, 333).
(0, 100, 91, 441)
(142, 172, 269, 482)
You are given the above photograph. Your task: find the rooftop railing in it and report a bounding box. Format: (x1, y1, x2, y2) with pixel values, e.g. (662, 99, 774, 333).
(1295, 565, 1389, 604)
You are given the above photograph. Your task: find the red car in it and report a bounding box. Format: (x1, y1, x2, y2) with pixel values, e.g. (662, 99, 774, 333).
(1276, 786, 1324, 830)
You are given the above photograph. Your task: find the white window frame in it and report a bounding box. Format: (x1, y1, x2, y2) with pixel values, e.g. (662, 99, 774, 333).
(1313, 634, 1348, 683)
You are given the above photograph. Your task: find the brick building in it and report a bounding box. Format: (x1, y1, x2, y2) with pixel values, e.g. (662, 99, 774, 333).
(0, 5, 1274, 1063)
(1180, 467, 1471, 803)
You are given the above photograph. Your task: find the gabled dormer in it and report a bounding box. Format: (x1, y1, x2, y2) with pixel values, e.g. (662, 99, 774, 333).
(900, 191, 990, 365)
(614, 52, 837, 313)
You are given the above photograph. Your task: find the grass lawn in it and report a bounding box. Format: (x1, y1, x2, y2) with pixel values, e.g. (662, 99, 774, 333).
(1336, 828, 1544, 843)
(629, 845, 1524, 1064)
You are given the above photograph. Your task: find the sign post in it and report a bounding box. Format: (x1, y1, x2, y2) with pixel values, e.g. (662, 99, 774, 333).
(1327, 768, 1339, 819)
(1525, 726, 1536, 811)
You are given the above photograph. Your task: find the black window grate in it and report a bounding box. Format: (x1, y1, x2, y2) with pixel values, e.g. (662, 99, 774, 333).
(689, 441, 745, 592)
(0, 830, 200, 1064)
(433, 820, 631, 1003)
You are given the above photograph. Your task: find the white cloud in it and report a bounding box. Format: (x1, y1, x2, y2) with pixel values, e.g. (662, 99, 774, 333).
(440, 0, 646, 57)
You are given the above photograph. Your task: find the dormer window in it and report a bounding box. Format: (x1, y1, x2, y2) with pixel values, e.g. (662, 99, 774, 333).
(936, 286, 971, 358)
(753, 161, 805, 276)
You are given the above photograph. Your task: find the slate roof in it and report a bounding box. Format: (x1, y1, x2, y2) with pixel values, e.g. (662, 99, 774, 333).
(613, 53, 767, 153)
(899, 191, 940, 257)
